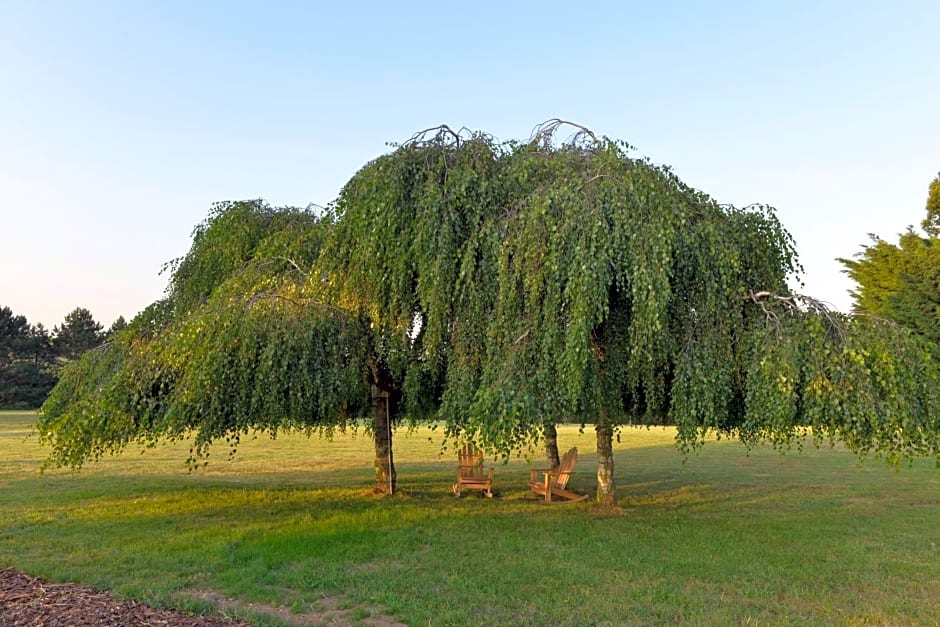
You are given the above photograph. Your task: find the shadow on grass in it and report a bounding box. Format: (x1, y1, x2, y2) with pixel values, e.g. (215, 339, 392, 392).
(2, 417, 939, 625)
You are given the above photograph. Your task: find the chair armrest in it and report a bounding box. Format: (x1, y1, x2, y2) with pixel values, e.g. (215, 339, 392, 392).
(530, 468, 560, 482)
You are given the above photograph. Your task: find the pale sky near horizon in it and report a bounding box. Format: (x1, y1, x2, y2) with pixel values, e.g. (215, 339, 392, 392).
(2, 1, 938, 329)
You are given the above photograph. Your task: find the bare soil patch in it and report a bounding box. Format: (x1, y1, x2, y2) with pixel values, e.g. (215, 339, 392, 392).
(189, 591, 406, 626)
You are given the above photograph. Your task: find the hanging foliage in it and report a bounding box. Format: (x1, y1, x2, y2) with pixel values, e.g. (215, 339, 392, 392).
(740, 293, 940, 463)
(39, 200, 370, 469)
(37, 126, 940, 507)
(327, 120, 940, 505)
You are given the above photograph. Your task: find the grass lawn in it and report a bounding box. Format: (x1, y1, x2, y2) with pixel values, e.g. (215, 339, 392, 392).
(1, 410, 938, 625)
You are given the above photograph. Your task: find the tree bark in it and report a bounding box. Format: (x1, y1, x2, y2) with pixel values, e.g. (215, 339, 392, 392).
(543, 422, 561, 469)
(595, 409, 616, 506)
(371, 384, 396, 495)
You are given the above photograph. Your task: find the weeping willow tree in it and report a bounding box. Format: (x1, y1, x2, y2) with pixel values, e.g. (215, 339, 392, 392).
(38, 200, 374, 474)
(38, 126, 940, 506)
(330, 121, 940, 505)
(321, 126, 503, 489)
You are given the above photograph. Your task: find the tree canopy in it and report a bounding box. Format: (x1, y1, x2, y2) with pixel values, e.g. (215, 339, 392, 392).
(38, 125, 940, 505)
(327, 121, 940, 503)
(53, 307, 103, 360)
(1, 305, 109, 409)
(920, 171, 940, 237)
(840, 172, 940, 349)
(1, 306, 56, 409)
(40, 201, 371, 468)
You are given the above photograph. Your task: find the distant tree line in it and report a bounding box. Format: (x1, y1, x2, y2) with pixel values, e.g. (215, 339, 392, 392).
(0, 305, 124, 409)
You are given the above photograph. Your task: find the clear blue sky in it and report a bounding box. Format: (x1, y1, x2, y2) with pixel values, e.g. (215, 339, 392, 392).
(2, 1, 938, 328)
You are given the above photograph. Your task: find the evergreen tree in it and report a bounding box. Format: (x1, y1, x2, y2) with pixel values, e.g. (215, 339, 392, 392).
(0, 306, 59, 408)
(0, 306, 31, 360)
(920, 171, 940, 236)
(104, 316, 127, 340)
(840, 172, 940, 349)
(53, 307, 104, 359)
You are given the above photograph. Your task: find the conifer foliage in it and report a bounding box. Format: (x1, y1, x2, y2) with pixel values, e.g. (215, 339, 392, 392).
(840, 172, 940, 349)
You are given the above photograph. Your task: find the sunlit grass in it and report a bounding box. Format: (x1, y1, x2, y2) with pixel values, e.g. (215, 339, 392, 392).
(1, 410, 938, 625)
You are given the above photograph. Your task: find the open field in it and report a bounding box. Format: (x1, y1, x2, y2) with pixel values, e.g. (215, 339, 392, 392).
(1, 410, 938, 625)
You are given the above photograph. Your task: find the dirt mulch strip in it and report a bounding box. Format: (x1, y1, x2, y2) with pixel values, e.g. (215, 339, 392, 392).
(0, 567, 248, 626)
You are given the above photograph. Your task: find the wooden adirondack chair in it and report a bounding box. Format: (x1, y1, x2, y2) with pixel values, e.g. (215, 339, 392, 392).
(453, 443, 494, 498)
(528, 446, 588, 503)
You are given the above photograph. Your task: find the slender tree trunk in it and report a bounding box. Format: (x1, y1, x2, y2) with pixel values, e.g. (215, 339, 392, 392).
(544, 422, 561, 469)
(595, 408, 616, 506)
(371, 384, 396, 495)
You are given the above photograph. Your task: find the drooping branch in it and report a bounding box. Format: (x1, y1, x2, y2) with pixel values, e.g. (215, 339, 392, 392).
(238, 256, 310, 282)
(528, 118, 601, 150)
(244, 289, 350, 318)
(404, 124, 485, 149)
(747, 291, 845, 343)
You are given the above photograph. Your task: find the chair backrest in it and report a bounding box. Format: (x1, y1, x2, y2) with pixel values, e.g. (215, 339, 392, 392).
(457, 443, 483, 478)
(553, 447, 578, 489)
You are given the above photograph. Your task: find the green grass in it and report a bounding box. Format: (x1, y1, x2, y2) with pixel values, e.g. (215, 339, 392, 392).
(1, 410, 939, 625)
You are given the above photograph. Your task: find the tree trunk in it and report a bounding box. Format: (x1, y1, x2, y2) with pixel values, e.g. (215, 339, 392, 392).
(595, 409, 616, 506)
(544, 422, 561, 469)
(371, 384, 396, 495)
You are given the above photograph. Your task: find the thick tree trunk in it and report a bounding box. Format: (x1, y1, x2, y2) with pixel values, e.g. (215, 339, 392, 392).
(371, 384, 396, 495)
(543, 422, 561, 469)
(595, 409, 616, 506)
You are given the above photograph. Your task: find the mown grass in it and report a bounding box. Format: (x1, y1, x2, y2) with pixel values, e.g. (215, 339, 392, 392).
(1, 410, 938, 625)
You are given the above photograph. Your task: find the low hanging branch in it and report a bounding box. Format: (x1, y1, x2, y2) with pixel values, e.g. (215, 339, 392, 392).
(244, 290, 349, 317)
(250, 256, 310, 280)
